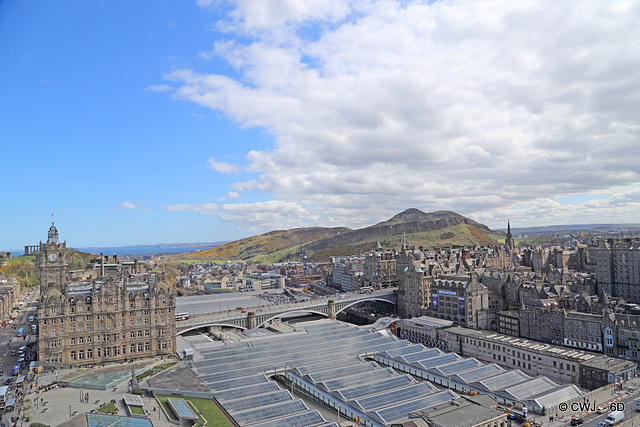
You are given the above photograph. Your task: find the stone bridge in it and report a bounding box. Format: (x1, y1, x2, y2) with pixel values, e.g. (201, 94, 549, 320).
(177, 289, 397, 334)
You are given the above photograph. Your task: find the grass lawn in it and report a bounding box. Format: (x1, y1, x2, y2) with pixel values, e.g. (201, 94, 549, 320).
(7, 256, 35, 264)
(97, 402, 117, 413)
(129, 406, 145, 415)
(152, 361, 178, 370)
(156, 395, 233, 426)
(155, 397, 178, 421)
(136, 370, 155, 381)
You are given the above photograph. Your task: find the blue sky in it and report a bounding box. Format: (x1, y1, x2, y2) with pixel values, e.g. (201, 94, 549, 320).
(2, 0, 640, 250)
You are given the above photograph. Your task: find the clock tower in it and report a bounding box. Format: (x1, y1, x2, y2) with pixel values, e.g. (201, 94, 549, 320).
(37, 222, 68, 294)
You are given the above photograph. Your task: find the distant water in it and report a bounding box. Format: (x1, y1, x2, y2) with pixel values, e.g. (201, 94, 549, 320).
(6, 244, 219, 257)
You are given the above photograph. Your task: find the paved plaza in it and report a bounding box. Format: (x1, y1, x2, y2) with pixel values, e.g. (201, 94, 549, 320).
(6, 358, 176, 427)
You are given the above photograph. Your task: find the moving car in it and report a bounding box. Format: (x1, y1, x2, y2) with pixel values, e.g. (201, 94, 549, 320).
(597, 405, 609, 414)
(570, 418, 583, 426)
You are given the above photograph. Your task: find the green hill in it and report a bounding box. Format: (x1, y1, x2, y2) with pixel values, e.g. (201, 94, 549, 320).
(188, 209, 501, 262)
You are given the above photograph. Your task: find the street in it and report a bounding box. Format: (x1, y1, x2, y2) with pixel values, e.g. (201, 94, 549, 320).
(0, 287, 39, 425)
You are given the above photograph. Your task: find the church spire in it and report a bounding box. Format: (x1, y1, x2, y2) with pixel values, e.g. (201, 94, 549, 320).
(506, 220, 514, 251)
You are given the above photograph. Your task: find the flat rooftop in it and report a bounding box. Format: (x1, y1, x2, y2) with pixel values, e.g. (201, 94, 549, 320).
(446, 326, 601, 362)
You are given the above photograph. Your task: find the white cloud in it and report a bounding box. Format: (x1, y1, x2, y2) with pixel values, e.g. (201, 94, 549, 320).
(219, 200, 311, 231)
(198, 0, 350, 31)
(474, 185, 640, 229)
(116, 201, 150, 212)
(207, 156, 239, 173)
(161, 199, 311, 232)
(196, 0, 216, 7)
(145, 84, 172, 92)
(167, 0, 640, 231)
(163, 203, 218, 214)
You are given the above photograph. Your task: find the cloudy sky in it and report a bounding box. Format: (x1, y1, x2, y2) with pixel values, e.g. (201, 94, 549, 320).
(1, 0, 639, 249)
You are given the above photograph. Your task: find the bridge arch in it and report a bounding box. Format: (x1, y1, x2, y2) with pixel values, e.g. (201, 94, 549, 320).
(335, 298, 396, 315)
(178, 322, 247, 335)
(255, 309, 329, 329)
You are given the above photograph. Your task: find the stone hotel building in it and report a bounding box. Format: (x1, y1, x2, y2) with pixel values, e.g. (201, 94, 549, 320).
(37, 223, 176, 365)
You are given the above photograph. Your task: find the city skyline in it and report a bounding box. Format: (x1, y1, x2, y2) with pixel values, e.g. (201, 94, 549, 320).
(2, 0, 639, 249)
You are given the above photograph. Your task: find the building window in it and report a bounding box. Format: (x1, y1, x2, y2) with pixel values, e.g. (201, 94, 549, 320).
(130, 344, 136, 353)
(70, 338, 76, 345)
(79, 337, 84, 344)
(70, 351, 77, 361)
(87, 348, 93, 358)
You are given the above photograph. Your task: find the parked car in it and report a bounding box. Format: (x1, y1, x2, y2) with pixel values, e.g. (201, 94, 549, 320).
(571, 418, 584, 426)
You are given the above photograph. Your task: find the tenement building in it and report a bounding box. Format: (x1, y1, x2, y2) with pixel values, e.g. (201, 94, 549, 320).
(363, 242, 397, 289)
(595, 237, 640, 303)
(37, 223, 176, 365)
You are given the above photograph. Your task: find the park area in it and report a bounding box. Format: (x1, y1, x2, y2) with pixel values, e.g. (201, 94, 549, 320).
(155, 395, 233, 426)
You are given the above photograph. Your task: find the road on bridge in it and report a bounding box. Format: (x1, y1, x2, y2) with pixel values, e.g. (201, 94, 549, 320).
(176, 288, 397, 331)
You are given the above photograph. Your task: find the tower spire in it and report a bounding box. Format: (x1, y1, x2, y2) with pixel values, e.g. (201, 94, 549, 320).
(506, 220, 514, 251)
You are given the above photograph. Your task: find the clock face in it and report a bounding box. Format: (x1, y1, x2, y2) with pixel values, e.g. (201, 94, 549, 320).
(48, 253, 58, 262)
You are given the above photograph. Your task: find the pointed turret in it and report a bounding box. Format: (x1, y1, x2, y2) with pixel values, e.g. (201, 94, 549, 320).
(505, 220, 514, 251)
(598, 286, 610, 306)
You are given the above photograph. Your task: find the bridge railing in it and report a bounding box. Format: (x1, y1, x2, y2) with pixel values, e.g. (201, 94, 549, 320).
(177, 288, 397, 329)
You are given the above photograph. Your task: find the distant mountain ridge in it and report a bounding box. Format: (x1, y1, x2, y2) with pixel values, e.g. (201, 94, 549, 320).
(506, 224, 640, 234)
(189, 209, 502, 262)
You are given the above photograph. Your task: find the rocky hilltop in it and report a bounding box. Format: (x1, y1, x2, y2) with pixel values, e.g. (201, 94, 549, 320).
(188, 208, 501, 262)
(306, 209, 493, 253)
